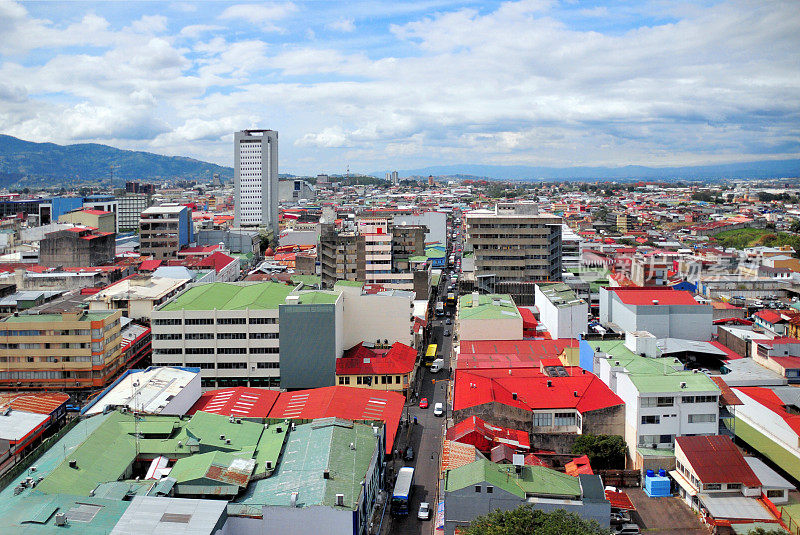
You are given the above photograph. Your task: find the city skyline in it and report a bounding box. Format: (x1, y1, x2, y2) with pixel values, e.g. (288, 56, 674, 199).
(0, 0, 798, 175)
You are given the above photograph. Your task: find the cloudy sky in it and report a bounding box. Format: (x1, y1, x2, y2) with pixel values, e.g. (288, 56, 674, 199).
(0, 0, 798, 175)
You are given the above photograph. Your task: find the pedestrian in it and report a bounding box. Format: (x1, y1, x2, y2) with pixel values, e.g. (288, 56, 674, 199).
(413, 416, 417, 425)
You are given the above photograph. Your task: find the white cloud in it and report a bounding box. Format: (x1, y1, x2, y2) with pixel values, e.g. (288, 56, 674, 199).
(218, 2, 298, 32)
(327, 18, 355, 32)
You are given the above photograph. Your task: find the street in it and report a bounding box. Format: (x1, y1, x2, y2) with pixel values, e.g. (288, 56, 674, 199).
(383, 274, 456, 535)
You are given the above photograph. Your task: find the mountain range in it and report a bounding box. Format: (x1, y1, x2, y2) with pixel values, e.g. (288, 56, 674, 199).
(381, 161, 800, 181)
(0, 134, 233, 188)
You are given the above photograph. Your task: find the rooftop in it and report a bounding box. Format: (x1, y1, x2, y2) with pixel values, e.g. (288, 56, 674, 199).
(1, 311, 116, 324)
(457, 339, 578, 370)
(608, 287, 702, 306)
(187, 387, 280, 418)
(458, 293, 521, 320)
(676, 435, 761, 487)
(336, 342, 417, 375)
(83, 366, 199, 416)
(444, 458, 581, 499)
(89, 276, 187, 301)
(159, 282, 294, 311)
(538, 282, 586, 307)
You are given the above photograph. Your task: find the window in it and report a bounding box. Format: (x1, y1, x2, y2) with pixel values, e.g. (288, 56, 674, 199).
(187, 362, 215, 369)
(657, 397, 674, 407)
(659, 434, 673, 444)
(217, 318, 246, 325)
(554, 412, 576, 427)
(343, 376, 350, 385)
(338, 377, 345, 385)
(767, 489, 784, 498)
(486, 486, 493, 494)
(532, 413, 552, 427)
(217, 362, 246, 369)
(474, 486, 481, 493)
(250, 333, 278, 339)
(218, 347, 246, 354)
(218, 333, 246, 339)
(705, 483, 721, 490)
(357, 377, 363, 385)
(185, 318, 213, 325)
(250, 347, 279, 354)
(249, 317, 276, 324)
(256, 362, 279, 369)
(185, 333, 214, 340)
(641, 415, 660, 425)
(682, 395, 717, 404)
(154, 333, 182, 340)
(153, 319, 181, 326)
(688, 414, 716, 424)
(727, 483, 742, 490)
(186, 348, 213, 354)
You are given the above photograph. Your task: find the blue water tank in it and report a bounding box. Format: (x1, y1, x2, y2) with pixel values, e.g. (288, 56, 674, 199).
(659, 469, 666, 477)
(644, 475, 671, 497)
(646, 469, 654, 477)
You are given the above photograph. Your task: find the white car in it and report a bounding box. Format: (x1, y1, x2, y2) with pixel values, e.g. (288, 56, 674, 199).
(433, 403, 444, 416)
(417, 502, 431, 520)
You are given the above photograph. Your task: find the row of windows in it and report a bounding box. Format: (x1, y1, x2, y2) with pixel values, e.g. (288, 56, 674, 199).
(155, 347, 279, 356)
(154, 332, 278, 341)
(153, 317, 277, 326)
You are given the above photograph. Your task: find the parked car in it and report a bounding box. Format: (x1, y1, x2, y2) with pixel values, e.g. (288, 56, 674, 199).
(433, 403, 444, 416)
(417, 502, 431, 520)
(610, 511, 632, 525)
(419, 397, 429, 409)
(613, 523, 640, 535)
(443, 329, 451, 337)
(445, 318, 452, 325)
(404, 446, 414, 461)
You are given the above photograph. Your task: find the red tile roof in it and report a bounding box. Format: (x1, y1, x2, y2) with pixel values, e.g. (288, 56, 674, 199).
(139, 259, 162, 272)
(676, 435, 761, 487)
(187, 387, 280, 418)
(610, 287, 700, 306)
(267, 386, 405, 454)
(735, 387, 800, 436)
(445, 415, 530, 452)
(457, 339, 578, 370)
(336, 342, 417, 375)
(453, 367, 623, 413)
(755, 310, 783, 324)
(565, 455, 593, 476)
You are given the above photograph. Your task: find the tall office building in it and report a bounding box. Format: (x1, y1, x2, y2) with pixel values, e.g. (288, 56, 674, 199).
(234, 129, 279, 230)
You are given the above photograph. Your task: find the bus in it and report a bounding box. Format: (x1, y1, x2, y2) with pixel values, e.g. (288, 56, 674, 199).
(425, 344, 438, 366)
(446, 292, 456, 306)
(391, 467, 415, 516)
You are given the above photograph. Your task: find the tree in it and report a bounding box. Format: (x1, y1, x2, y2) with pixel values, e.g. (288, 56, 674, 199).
(790, 219, 800, 233)
(462, 505, 606, 535)
(571, 434, 627, 470)
(747, 528, 789, 535)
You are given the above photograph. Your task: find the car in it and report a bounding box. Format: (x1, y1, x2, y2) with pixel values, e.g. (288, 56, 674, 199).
(404, 446, 414, 461)
(612, 524, 640, 535)
(445, 318, 452, 325)
(417, 502, 431, 520)
(610, 511, 632, 525)
(419, 397, 429, 409)
(444, 329, 451, 337)
(433, 403, 444, 416)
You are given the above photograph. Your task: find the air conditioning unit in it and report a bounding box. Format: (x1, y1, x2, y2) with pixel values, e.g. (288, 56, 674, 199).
(54, 513, 67, 526)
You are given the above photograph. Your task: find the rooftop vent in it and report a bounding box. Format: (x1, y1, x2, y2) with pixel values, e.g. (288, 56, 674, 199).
(350, 442, 356, 450)
(220, 434, 225, 440)
(652, 300, 659, 305)
(225, 439, 231, 445)
(512, 392, 518, 400)
(290, 492, 299, 507)
(335, 493, 345, 506)
(68, 460, 78, 469)
(573, 391, 578, 397)
(323, 470, 330, 479)
(236, 419, 242, 424)
(266, 461, 272, 470)
(54, 513, 67, 526)
(546, 380, 552, 388)
(680, 382, 687, 389)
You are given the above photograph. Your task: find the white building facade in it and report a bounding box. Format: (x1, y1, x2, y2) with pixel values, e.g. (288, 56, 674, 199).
(234, 129, 279, 230)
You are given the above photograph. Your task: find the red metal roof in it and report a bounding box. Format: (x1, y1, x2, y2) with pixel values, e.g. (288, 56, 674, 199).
(336, 342, 417, 375)
(709, 341, 744, 360)
(457, 339, 578, 370)
(564, 455, 593, 476)
(187, 387, 280, 418)
(754, 310, 784, 324)
(139, 259, 162, 271)
(610, 287, 700, 306)
(453, 367, 623, 413)
(0, 392, 69, 415)
(267, 386, 405, 454)
(676, 435, 761, 487)
(80, 209, 111, 215)
(605, 490, 635, 511)
(518, 307, 538, 329)
(445, 415, 530, 452)
(735, 387, 800, 436)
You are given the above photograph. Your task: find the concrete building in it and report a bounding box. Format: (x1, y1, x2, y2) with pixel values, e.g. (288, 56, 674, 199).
(535, 282, 588, 339)
(278, 178, 316, 202)
(88, 275, 189, 321)
(335, 342, 417, 393)
(234, 129, 279, 230)
(320, 223, 364, 289)
(139, 204, 194, 260)
(443, 459, 610, 535)
(457, 292, 522, 341)
(591, 337, 720, 468)
(58, 208, 116, 234)
(39, 226, 115, 267)
(116, 193, 151, 231)
(600, 287, 712, 341)
(151, 282, 291, 389)
(465, 203, 562, 293)
(0, 310, 123, 391)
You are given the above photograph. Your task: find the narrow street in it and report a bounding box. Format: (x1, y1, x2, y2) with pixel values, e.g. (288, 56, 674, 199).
(383, 275, 455, 535)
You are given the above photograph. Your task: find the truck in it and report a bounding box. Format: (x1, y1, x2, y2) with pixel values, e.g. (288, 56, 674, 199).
(391, 467, 415, 516)
(430, 358, 445, 373)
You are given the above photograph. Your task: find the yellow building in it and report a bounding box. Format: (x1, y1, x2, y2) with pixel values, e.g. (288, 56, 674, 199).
(0, 310, 123, 390)
(335, 342, 417, 393)
(59, 208, 116, 234)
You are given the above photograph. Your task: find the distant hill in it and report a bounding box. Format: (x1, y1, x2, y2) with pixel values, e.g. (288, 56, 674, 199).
(379, 160, 800, 181)
(0, 134, 233, 187)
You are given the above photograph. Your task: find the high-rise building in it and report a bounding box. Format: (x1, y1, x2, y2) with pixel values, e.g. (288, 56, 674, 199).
(465, 202, 562, 293)
(139, 204, 194, 260)
(234, 129, 278, 230)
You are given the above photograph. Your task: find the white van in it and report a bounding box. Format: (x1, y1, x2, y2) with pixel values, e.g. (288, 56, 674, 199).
(430, 359, 445, 373)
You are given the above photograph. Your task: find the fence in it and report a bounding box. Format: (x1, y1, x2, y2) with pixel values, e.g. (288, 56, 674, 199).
(779, 507, 800, 535)
(597, 469, 642, 488)
(0, 417, 80, 492)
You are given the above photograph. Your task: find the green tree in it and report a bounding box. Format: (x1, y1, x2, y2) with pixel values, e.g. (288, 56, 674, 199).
(790, 219, 800, 233)
(747, 528, 789, 535)
(463, 505, 606, 535)
(571, 434, 627, 470)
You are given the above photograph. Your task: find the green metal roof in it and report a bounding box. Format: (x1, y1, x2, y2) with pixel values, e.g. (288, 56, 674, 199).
(160, 282, 294, 311)
(1, 311, 115, 323)
(458, 293, 521, 320)
(0, 493, 131, 534)
(409, 255, 428, 262)
(594, 339, 720, 394)
(424, 246, 446, 258)
(333, 280, 364, 288)
(444, 458, 581, 498)
(235, 418, 379, 510)
(291, 275, 321, 287)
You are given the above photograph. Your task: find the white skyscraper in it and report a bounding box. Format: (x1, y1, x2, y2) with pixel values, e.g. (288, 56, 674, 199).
(234, 129, 278, 229)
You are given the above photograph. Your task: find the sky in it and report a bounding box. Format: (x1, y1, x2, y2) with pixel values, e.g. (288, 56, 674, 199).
(0, 0, 798, 176)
